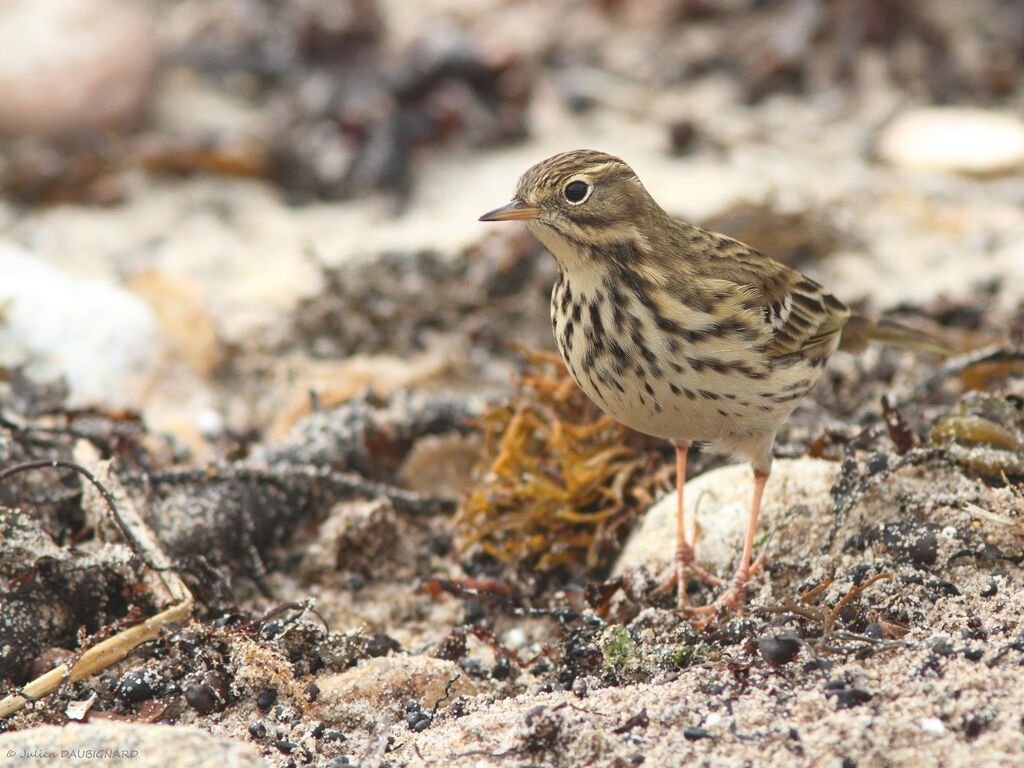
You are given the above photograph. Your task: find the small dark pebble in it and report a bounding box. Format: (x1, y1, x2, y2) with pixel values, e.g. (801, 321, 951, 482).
(910, 533, 939, 566)
(628, 752, 646, 765)
(865, 453, 889, 475)
(536, 683, 554, 694)
(863, 623, 883, 640)
(349, 574, 365, 592)
(963, 646, 985, 662)
(530, 659, 551, 676)
(323, 730, 347, 744)
(926, 579, 960, 597)
(271, 740, 297, 755)
(963, 713, 992, 739)
(325, 758, 352, 768)
(981, 580, 998, 597)
(410, 716, 432, 732)
(304, 682, 319, 702)
(117, 670, 158, 702)
(877, 521, 940, 566)
(757, 632, 801, 665)
(827, 687, 873, 709)
(491, 657, 512, 680)
(572, 677, 588, 697)
(928, 637, 955, 657)
(365, 632, 400, 657)
(683, 726, 712, 741)
(842, 758, 857, 768)
(184, 684, 218, 715)
(247, 722, 267, 740)
(257, 688, 278, 711)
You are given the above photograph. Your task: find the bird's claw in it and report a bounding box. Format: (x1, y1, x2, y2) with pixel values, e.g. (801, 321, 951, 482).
(682, 550, 767, 628)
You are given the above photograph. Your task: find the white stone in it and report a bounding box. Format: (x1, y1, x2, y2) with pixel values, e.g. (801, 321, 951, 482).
(613, 458, 839, 578)
(920, 717, 948, 736)
(0, 240, 162, 409)
(876, 107, 1024, 175)
(0, 0, 157, 135)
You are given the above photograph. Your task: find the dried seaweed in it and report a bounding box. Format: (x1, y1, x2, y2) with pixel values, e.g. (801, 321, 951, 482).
(455, 348, 661, 574)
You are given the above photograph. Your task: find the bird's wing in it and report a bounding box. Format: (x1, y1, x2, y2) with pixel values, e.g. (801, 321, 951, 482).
(679, 229, 852, 361)
(748, 268, 851, 360)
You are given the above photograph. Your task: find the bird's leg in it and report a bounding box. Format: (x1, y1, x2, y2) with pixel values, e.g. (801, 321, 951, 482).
(655, 441, 724, 609)
(689, 468, 769, 623)
(673, 441, 692, 609)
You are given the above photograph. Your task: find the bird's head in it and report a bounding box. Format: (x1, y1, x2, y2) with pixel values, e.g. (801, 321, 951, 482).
(480, 149, 669, 269)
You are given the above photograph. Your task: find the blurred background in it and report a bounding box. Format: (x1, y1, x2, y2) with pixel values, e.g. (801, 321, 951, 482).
(1, 0, 1023, 454)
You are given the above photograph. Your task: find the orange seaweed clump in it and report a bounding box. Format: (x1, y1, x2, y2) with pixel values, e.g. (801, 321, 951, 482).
(455, 347, 661, 573)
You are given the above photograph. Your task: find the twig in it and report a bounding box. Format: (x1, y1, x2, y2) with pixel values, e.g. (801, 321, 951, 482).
(0, 444, 193, 719)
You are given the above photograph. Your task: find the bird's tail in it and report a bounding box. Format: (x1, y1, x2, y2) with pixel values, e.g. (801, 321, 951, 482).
(839, 313, 950, 356)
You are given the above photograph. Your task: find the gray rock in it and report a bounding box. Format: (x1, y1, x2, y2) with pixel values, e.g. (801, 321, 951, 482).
(613, 458, 839, 578)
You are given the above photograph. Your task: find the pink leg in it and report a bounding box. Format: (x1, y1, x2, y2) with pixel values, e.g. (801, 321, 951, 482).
(674, 442, 692, 610)
(654, 442, 723, 609)
(690, 468, 769, 623)
(732, 468, 769, 596)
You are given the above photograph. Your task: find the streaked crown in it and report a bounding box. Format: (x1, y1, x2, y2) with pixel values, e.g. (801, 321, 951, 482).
(514, 149, 666, 232)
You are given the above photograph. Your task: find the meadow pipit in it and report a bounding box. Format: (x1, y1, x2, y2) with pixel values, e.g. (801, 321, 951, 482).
(480, 149, 944, 619)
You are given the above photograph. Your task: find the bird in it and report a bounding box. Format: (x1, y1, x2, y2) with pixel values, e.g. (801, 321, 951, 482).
(479, 149, 945, 620)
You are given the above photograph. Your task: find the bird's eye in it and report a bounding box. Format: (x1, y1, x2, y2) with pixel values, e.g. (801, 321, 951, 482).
(564, 180, 591, 204)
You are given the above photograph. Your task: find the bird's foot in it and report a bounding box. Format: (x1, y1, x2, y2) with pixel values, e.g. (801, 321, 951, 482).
(653, 559, 726, 608)
(686, 551, 767, 629)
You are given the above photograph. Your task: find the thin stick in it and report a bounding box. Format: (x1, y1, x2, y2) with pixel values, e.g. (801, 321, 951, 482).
(0, 445, 194, 719)
(0, 600, 192, 718)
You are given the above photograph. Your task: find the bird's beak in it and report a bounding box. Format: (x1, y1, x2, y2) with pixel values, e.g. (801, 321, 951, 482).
(479, 199, 543, 222)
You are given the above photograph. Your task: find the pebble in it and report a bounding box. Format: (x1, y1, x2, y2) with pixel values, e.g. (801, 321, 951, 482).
(0, 240, 162, 410)
(613, 458, 839, 578)
(316, 655, 478, 727)
(875, 107, 1024, 175)
(0, 0, 157, 135)
(0, 722, 264, 768)
(757, 631, 802, 665)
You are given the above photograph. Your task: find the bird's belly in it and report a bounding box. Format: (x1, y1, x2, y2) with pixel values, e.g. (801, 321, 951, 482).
(554, 330, 822, 444)
(572, 350, 819, 441)
(548, 270, 825, 444)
